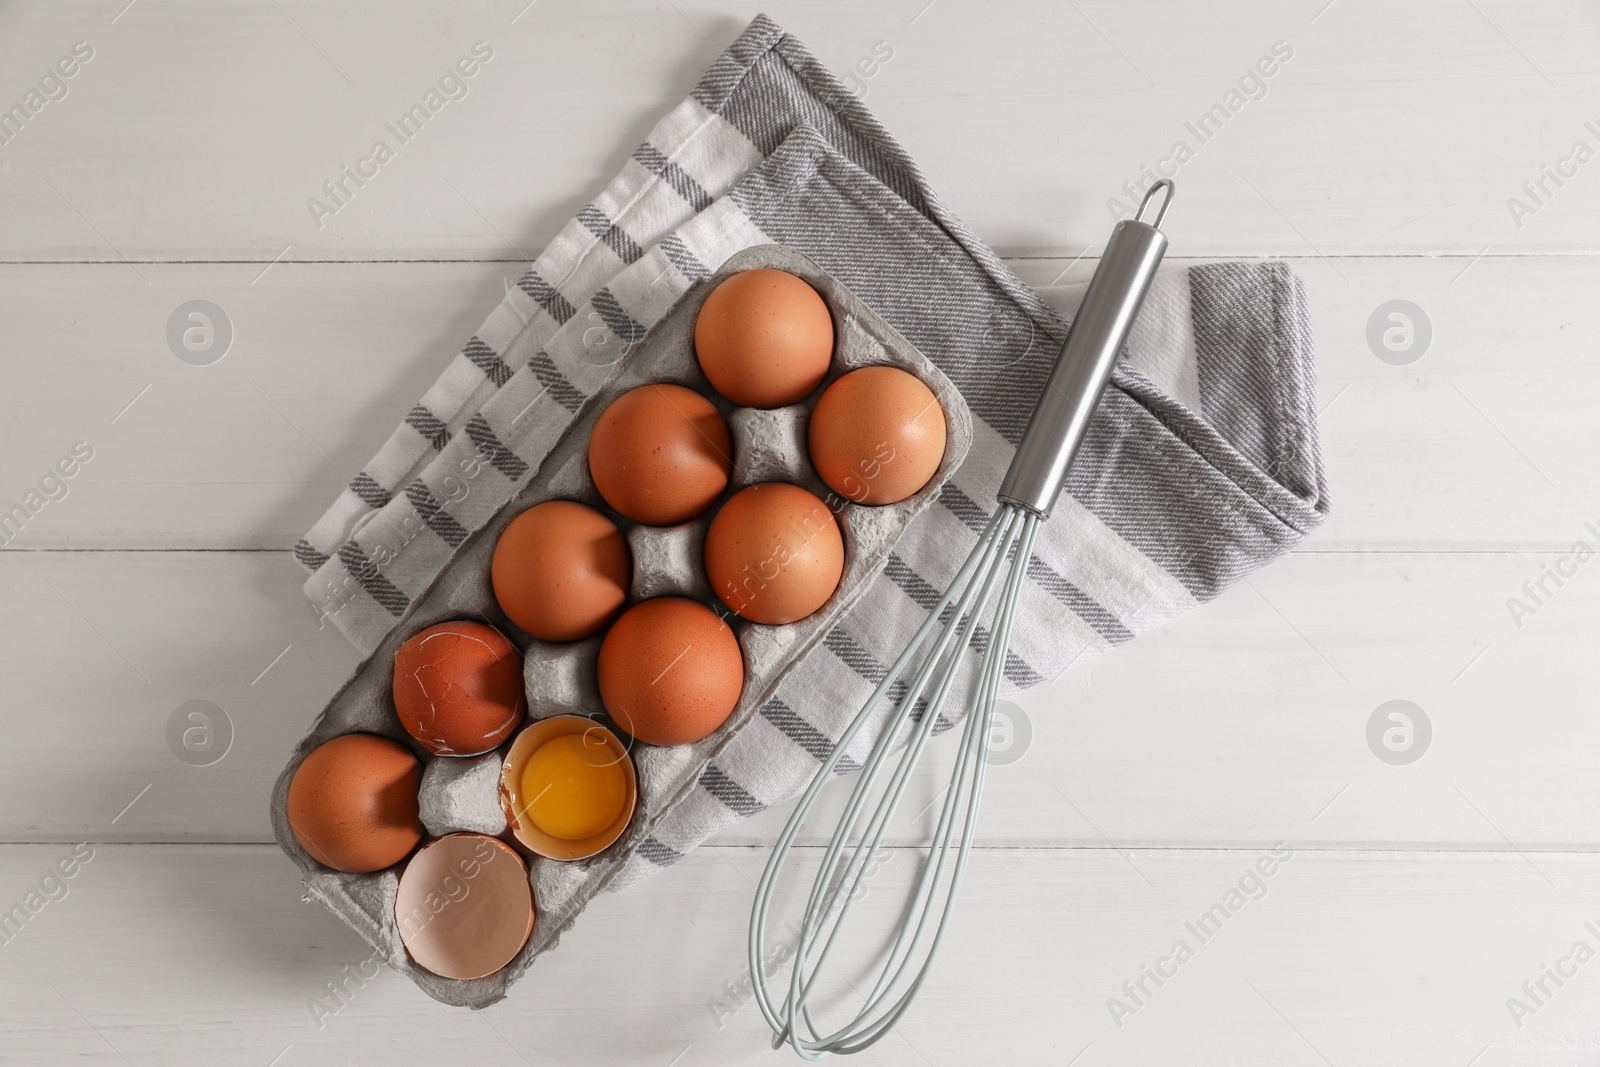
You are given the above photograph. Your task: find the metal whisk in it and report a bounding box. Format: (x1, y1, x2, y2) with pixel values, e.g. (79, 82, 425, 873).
(748, 179, 1176, 1058)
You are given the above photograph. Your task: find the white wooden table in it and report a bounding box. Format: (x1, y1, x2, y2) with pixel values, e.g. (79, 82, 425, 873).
(3, 1, 1598, 1063)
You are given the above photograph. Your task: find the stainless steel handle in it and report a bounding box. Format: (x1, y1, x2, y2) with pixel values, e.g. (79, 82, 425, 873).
(996, 179, 1173, 517)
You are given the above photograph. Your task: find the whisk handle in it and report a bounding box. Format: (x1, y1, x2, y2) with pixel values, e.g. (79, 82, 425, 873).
(997, 179, 1173, 518)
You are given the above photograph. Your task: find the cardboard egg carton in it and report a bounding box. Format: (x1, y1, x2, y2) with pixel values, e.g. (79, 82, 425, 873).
(270, 245, 973, 1008)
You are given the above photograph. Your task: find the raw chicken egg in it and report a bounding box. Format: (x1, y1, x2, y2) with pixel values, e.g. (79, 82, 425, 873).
(704, 483, 844, 624)
(597, 597, 744, 745)
(588, 383, 732, 525)
(393, 621, 524, 757)
(287, 733, 424, 873)
(521, 734, 628, 838)
(694, 269, 834, 407)
(492, 500, 630, 642)
(502, 715, 636, 861)
(395, 833, 534, 980)
(808, 366, 946, 505)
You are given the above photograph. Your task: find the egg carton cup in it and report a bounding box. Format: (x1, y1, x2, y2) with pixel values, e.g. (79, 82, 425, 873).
(271, 245, 973, 1008)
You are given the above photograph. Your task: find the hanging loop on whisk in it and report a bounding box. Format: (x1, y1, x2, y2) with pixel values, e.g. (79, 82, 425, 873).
(1134, 177, 1175, 228)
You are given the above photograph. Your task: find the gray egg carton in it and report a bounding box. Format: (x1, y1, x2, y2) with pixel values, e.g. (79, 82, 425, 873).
(270, 245, 973, 1008)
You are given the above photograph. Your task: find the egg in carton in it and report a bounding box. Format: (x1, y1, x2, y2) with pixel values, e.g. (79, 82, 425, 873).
(271, 245, 973, 1008)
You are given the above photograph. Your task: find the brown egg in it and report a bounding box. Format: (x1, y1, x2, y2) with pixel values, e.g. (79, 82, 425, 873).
(808, 366, 947, 505)
(694, 269, 834, 408)
(588, 384, 733, 525)
(492, 500, 630, 642)
(704, 483, 844, 624)
(393, 621, 524, 757)
(597, 598, 743, 746)
(287, 733, 424, 873)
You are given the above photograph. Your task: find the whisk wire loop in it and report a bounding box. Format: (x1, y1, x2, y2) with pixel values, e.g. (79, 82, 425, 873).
(784, 510, 1020, 1047)
(749, 505, 1042, 1058)
(748, 507, 1007, 1049)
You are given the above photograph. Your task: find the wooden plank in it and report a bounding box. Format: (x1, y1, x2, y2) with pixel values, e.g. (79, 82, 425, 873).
(0, 843, 1594, 1064)
(4, 547, 1594, 849)
(4, 255, 1598, 551)
(1, 1, 1597, 260)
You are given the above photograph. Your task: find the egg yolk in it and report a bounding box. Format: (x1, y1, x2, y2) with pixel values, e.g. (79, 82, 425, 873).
(519, 732, 629, 841)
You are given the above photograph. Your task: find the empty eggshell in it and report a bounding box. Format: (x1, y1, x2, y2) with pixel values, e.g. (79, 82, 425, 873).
(287, 733, 425, 874)
(395, 834, 535, 981)
(393, 621, 525, 757)
(597, 597, 744, 746)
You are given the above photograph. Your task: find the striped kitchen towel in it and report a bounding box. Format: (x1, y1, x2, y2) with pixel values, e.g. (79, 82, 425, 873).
(295, 14, 1327, 889)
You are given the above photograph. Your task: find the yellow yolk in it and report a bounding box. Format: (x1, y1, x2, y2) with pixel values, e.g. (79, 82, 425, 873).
(519, 732, 629, 841)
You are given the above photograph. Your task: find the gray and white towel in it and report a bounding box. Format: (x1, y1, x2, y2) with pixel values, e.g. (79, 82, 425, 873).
(294, 14, 1328, 890)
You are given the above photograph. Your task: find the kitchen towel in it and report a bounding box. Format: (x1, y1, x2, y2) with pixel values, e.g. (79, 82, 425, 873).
(294, 13, 1328, 890)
